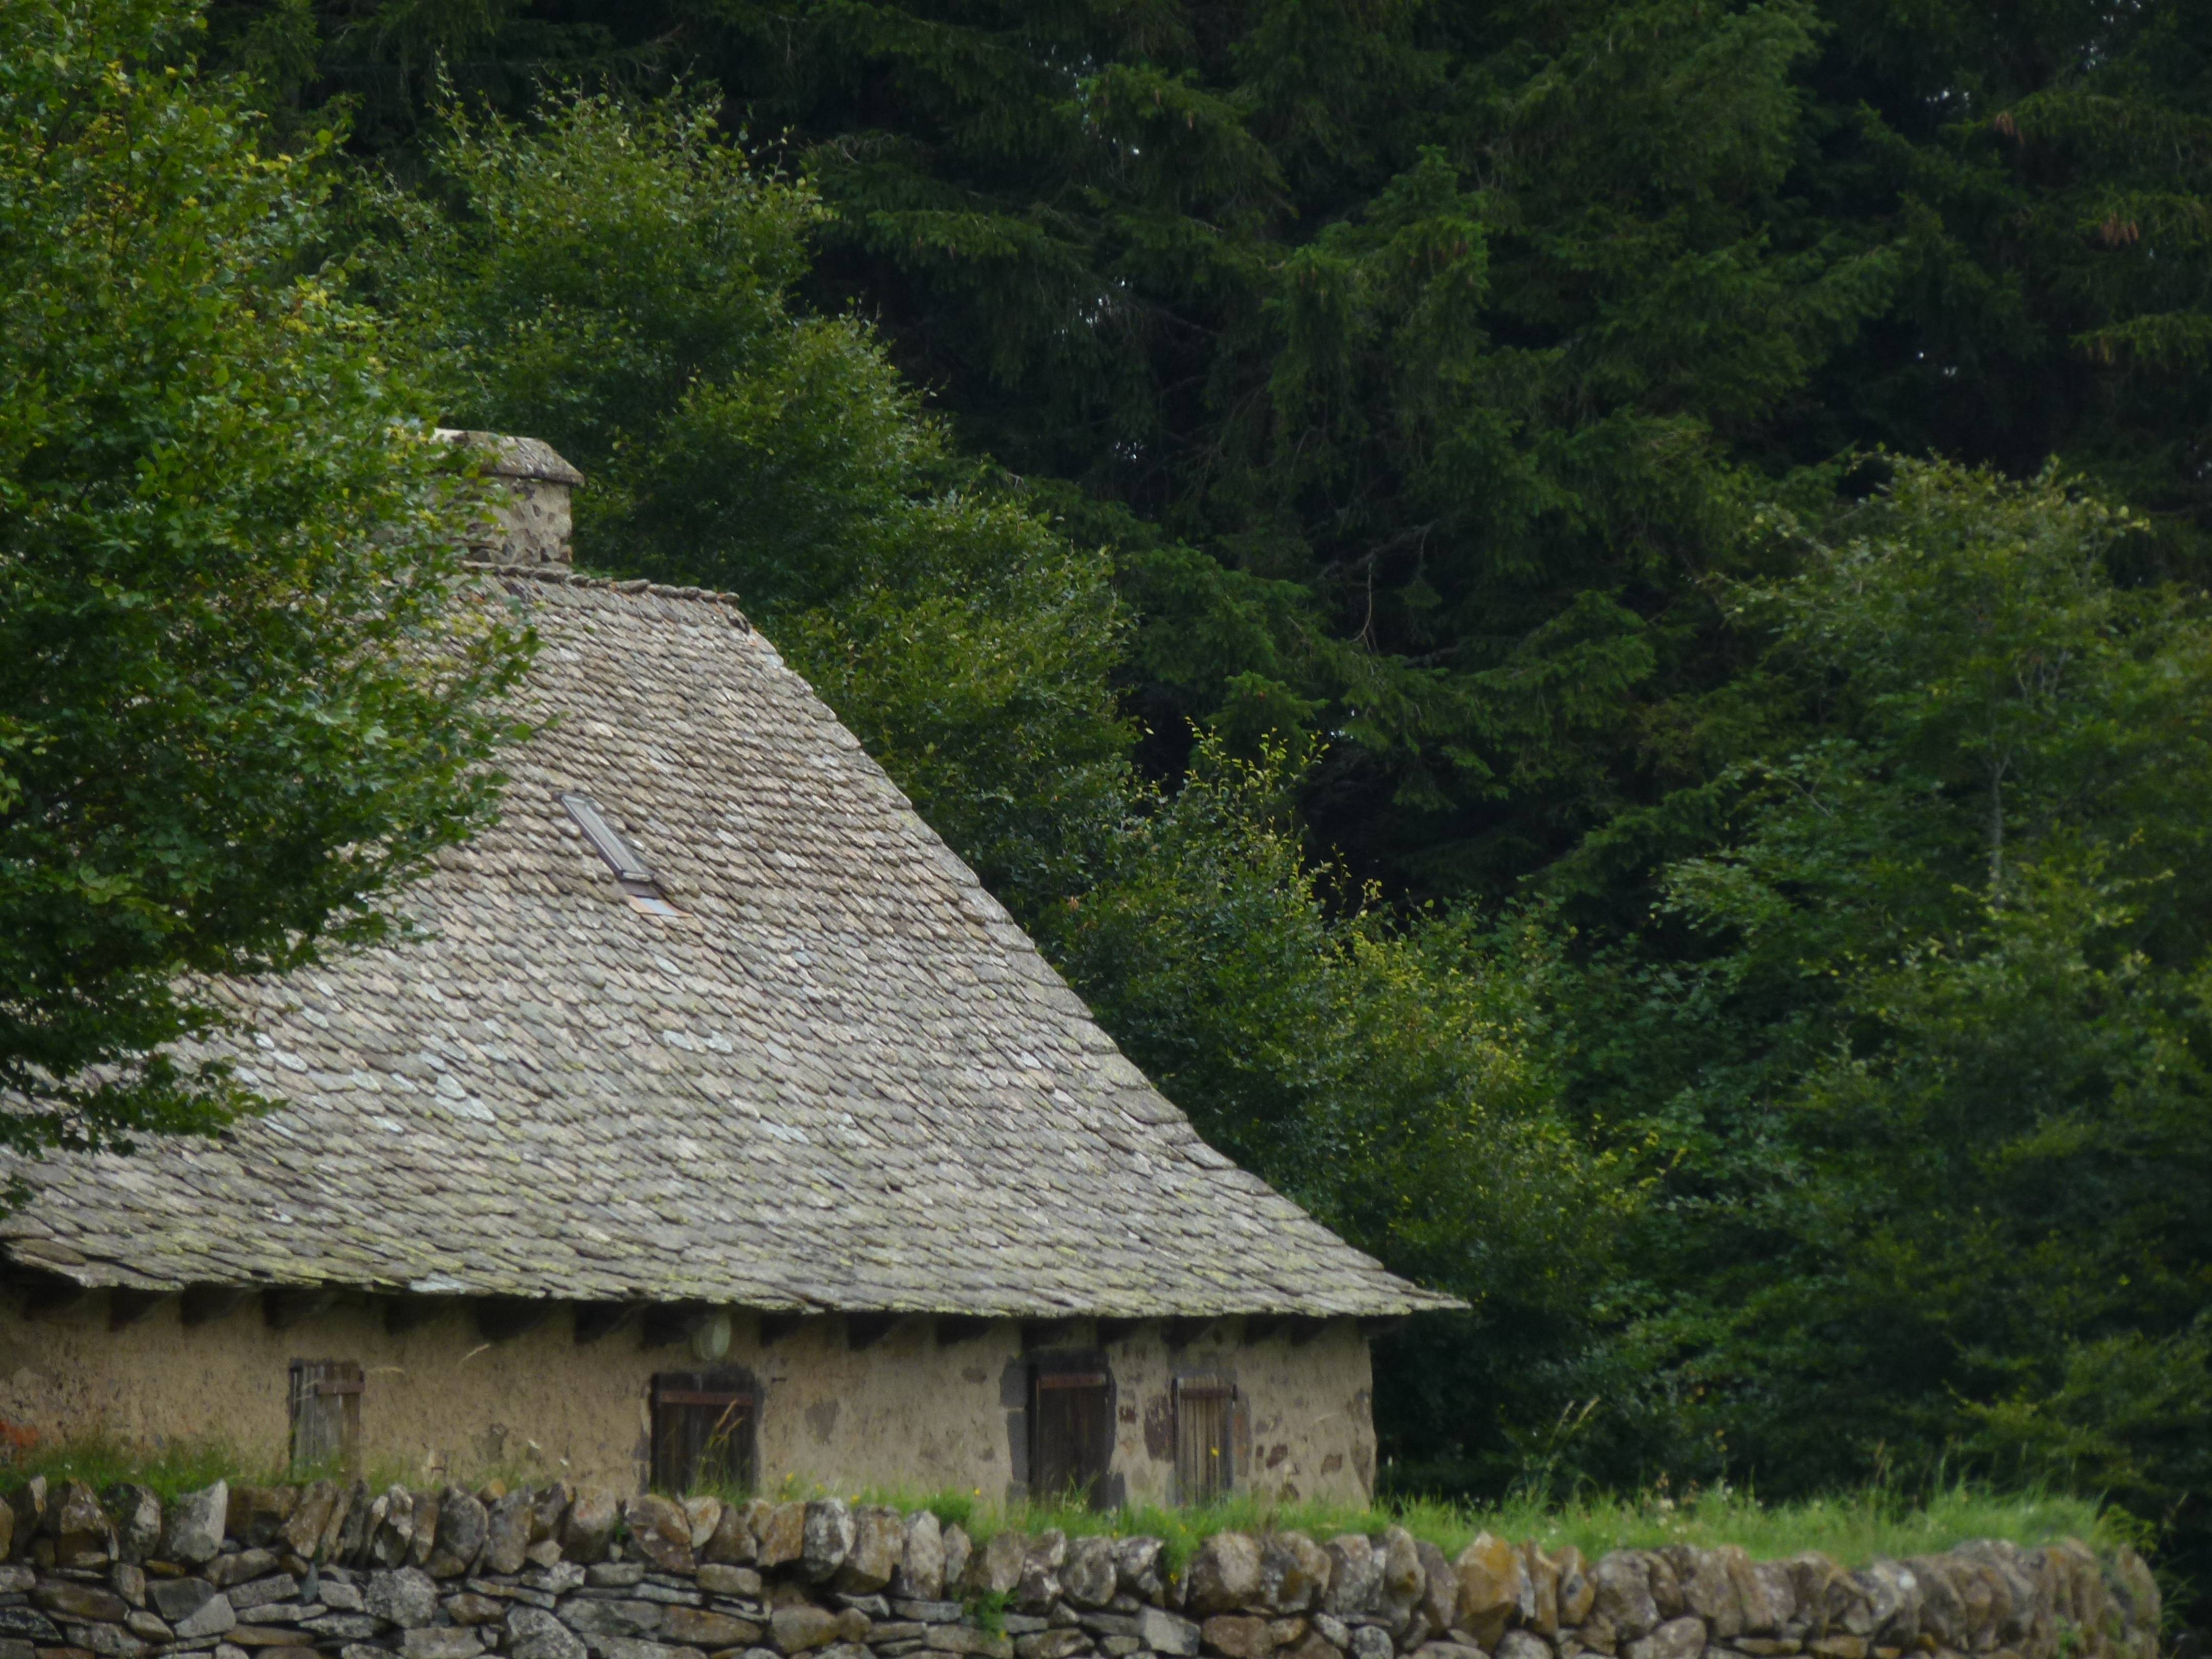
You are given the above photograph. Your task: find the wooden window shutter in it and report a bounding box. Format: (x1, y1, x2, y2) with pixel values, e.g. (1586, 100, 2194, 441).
(1175, 1373, 1235, 1502)
(1029, 1353, 1112, 1509)
(650, 1369, 756, 1493)
(288, 1358, 362, 1474)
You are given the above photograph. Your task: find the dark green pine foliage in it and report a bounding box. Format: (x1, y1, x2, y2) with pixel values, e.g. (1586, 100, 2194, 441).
(1799, 0, 2212, 565)
(679, 0, 1902, 902)
(212, 0, 2212, 907)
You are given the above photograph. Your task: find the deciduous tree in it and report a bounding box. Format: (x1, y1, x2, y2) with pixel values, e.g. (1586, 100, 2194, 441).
(0, 0, 527, 1154)
(1565, 462, 2212, 1528)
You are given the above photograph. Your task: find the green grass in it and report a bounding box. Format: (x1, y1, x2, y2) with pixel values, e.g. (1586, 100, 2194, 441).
(966, 1589, 1013, 1634)
(0, 1435, 532, 1504)
(0, 1440, 2121, 1573)
(1, 1436, 283, 1504)
(828, 1479, 2121, 1575)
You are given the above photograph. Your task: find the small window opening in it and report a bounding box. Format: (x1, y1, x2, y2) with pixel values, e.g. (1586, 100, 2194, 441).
(651, 1369, 757, 1493)
(1030, 1352, 1112, 1508)
(1175, 1373, 1236, 1501)
(289, 1358, 362, 1474)
(561, 792, 689, 920)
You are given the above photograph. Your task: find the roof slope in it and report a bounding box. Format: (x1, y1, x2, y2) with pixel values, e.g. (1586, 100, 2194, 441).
(5, 569, 1456, 1317)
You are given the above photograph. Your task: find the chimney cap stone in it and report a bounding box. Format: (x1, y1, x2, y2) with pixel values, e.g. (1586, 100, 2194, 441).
(437, 428, 584, 488)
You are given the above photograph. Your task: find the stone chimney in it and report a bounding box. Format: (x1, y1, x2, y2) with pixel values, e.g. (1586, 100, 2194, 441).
(438, 429, 584, 566)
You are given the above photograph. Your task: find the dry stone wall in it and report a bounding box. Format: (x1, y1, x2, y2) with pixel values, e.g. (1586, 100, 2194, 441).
(0, 1480, 2160, 1659)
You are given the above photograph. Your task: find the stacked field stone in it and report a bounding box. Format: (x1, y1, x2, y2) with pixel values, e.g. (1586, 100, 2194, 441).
(0, 1481, 2160, 1659)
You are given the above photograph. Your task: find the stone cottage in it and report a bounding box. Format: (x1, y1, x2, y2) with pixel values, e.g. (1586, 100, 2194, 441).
(0, 437, 1456, 1506)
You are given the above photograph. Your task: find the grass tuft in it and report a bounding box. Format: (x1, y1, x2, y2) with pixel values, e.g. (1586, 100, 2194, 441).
(1, 1436, 280, 1504)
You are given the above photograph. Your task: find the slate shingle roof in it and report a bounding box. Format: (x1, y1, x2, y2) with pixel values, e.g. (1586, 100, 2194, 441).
(5, 567, 1456, 1317)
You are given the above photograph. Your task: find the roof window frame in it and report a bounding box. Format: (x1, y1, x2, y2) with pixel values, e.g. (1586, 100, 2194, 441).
(560, 791, 654, 885)
(560, 791, 692, 922)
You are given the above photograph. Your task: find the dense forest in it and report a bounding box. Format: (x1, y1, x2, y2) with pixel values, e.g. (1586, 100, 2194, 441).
(7, 0, 2212, 1615)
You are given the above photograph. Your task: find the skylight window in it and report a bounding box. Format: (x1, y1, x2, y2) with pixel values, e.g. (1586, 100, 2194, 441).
(560, 792, 689, 921)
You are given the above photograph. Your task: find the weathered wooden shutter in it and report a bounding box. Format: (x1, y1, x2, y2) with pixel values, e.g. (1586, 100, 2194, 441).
(650, 1370, 756, 1493)
(1175, 1374, 1235, 1502)
(288, 1358, 362, 1473)
(1030, 1356, 1112, 1508)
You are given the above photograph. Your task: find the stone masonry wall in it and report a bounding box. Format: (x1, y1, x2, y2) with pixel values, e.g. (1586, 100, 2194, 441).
(0, 1479, 2161, 1659)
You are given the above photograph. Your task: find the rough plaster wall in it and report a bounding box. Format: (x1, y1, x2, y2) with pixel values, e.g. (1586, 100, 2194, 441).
(0, 1295, 669, 1486)
(751, 1316, 1024, 1496)
(1100, 1321, 1374, 1507)
(0, 1298, 1373, 1503)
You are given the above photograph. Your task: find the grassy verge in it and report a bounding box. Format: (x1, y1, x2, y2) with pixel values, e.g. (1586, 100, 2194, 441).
(841, 1481, 2121, 1574)
(2, 1442, 2120, 1575)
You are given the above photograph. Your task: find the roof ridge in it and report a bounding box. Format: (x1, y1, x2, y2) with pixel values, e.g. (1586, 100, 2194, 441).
(463, 560, 754, 632)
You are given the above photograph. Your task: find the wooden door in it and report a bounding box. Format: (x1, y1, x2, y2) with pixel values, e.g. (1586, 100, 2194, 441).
(288, 1358, 362, 1474)
(1031, 1362, 1111, 1507)
(1175, 1374, 1235, 1502)
(650, 1370, 757, 1493)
